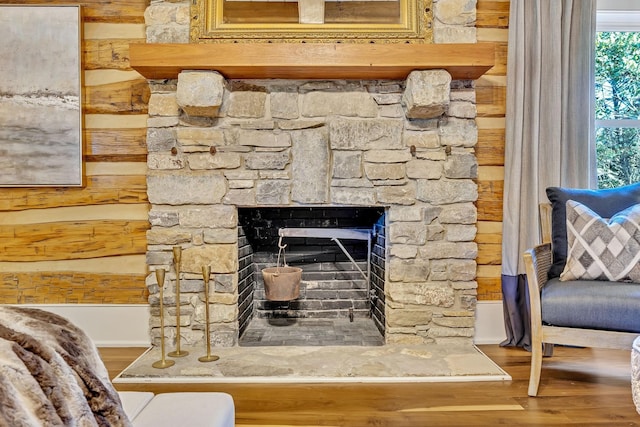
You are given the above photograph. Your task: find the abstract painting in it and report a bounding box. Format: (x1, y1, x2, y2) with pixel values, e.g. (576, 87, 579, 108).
(0, 5, 83, 187)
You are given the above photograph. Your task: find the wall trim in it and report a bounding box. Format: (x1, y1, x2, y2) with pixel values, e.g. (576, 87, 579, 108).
(12, 304, 151, 347)
(11, 301, 506, 347)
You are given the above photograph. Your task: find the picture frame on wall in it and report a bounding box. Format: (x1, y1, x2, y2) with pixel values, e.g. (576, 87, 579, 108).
(0, 5, 83, 187)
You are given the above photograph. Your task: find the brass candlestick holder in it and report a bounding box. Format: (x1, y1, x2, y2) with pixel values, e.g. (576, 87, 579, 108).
(168, 246, 189, 358)
(152, 268, 175, 369)
(199, 265, 219, 363)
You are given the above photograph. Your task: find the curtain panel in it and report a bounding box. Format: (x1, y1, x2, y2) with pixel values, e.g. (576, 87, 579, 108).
(501, 0, 597, 349)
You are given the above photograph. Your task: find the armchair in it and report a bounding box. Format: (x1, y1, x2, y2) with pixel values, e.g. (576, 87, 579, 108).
(523, 183, 640, 397)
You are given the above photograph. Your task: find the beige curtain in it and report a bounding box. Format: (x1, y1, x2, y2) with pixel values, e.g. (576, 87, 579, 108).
(500, 0, 597, 348)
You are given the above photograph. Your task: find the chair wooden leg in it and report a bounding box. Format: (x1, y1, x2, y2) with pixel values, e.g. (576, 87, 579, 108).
(543, 342, 554, 357)
(528, 339, 543, 396)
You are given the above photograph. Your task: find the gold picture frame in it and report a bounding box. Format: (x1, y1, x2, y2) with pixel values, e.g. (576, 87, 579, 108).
(190, 0, 433, 43)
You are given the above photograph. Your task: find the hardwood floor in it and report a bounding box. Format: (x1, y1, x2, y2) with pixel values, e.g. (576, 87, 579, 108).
(99, 345, 640, 426)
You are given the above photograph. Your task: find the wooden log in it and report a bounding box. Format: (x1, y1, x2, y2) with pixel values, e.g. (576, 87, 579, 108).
(0, 0, 147, 24)
(486, 41, 508, 76)
(476, 277, 503, 300)
(476, 85, 506, 117)
(0, 272, 148, 304)
(476, 1, 510, 28)
(0, 220, 149, 262)
(84, 39, 145, 71)
(477, 180, 504, 222)
(477, 129, 505, 166)
(84, 128, 147, 162)
(477, 242, 502, 265)
(0, 175, 147, 211)
(84, 79, 150, 114)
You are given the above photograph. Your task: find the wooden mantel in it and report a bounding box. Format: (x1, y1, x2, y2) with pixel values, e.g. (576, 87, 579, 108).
(129, 43, 495, 81)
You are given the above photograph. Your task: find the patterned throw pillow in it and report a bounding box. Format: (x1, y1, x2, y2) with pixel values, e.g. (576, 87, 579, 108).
(560, 200, 640, 282)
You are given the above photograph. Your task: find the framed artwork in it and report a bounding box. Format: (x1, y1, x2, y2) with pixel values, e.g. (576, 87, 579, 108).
(0, 5, 83, 187)
(191, 0, 433, 43)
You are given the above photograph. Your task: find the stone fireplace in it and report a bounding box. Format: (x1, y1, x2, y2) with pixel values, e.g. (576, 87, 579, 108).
(139, 0, 490, 350)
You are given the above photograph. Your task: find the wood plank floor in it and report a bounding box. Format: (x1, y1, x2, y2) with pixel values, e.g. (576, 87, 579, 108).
(99, 345, 640, 426)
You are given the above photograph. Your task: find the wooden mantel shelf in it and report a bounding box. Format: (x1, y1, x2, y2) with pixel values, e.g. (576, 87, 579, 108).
(129, 43, 495, 81)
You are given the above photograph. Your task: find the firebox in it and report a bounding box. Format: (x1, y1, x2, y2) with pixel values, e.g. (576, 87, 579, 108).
(237, 207, 386, 346)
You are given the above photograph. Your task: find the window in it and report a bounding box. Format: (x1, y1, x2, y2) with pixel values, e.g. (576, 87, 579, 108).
(595, 6, 640, 189)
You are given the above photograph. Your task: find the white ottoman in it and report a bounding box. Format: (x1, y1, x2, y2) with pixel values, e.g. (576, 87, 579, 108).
(118, 392, 235, 427)
(632, 336, 640, 414)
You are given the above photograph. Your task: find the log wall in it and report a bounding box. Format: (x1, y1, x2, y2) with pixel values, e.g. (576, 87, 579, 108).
(0, 0, 150, 304)
(0, 0, 508, 304)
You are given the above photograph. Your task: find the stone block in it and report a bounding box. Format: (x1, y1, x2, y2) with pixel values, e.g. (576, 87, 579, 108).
(256, 180, 291, 204)
(445, 224, 477, 242)
(364, 149, 412, 163)
(448, 260, 477, 281)
(386, 281, 455, 307)
(406, 159, 443, 179)
(386, 305, 433, 327)
(389, 244, 418, 259)
(376, 183, 417, 206)
(434, 0, 477, 26)
(270, 92, 299, 119)
(439, 117, 478, 147)
(147, 152, 185, 170)
(448, 101, 476, 119)
(223, 188, 256, 206)
(433, 25, 477, 44)
(364, 163, 405, 180)
(389, 258, 430, 282)
(176, 71, 225, 117)
(147, 172, 226, 205)
(148, 93, 179, 117)
(390, 222, 427, 245)
(149, 209, 180, 227)
(404, 130, 441, 149)
(302, 92, 378, 118)
(444, 151, 478, 178)
(420, 241, 478, 260)
(245, 150, 290, 170)
(182, 244, 238, 274)
(187, 152, 241, 170)
(416, 179, 477, 205)
(438, 202, 477, 224)
(203, 228, 238, 244)
(330, 187, 376, 205)
(329, 118, 403, 150)
(331, 178, 373, 188)
(146, 227, 192, 245)
(179, 205, 237, 228)
(147, 127, 176, 152)
(225, 91, 267, 118)
(176, 127, 226, 146)
(332, 151, 362, 179)
(291, 128, 329, 203)
(402, 70, 451, 119)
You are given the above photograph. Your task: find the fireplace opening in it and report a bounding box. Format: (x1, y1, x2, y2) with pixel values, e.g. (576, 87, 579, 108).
(237, 207, 386, 346)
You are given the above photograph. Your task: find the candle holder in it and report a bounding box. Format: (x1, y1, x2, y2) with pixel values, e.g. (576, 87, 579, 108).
(168, 246, 189, 358)
(152, 268, 175, 369)
(199, 265, 220, 363)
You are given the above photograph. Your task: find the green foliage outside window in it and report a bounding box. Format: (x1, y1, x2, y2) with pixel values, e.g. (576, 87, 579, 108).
(595, 32, 640, 189)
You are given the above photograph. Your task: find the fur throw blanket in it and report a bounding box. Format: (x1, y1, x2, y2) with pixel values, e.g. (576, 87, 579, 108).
(0, 306, 131, 427)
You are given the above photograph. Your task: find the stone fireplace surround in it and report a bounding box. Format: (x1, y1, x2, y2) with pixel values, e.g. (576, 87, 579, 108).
(145, 70, 479, 349)
(139, 0, 488, 350)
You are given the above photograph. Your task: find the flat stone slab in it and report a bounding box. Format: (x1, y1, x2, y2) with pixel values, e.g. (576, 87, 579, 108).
(114, 344, 510, 384)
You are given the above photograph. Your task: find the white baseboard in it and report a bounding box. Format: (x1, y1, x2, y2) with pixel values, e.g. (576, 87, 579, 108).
(474, 300, 507, 345)
(12, 301, 506, 347)
(14, 304, 151, 347)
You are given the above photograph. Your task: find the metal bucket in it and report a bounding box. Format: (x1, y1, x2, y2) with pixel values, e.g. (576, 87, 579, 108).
(261, 266, 302, 301)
